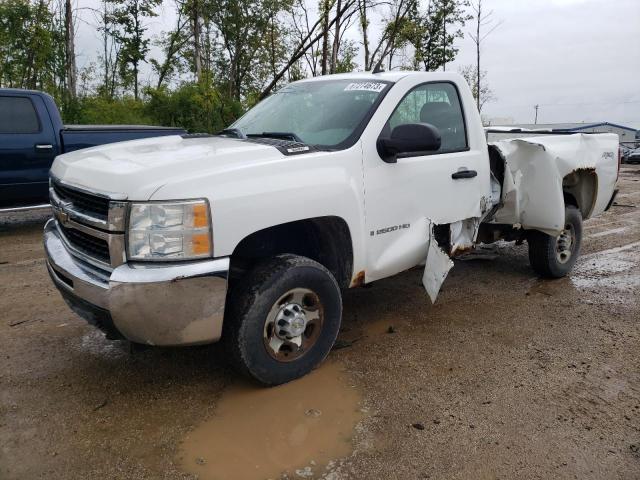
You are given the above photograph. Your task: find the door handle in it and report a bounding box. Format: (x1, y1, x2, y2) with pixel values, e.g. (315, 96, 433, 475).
(451, 169, 477, 179)
(35, 144, 53, 151)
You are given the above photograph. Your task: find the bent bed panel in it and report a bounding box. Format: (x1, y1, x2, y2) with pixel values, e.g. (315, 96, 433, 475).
(488, 133, 619, 235)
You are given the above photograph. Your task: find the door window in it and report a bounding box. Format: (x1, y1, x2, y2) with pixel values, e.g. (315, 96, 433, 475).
(385, 82, 467, 153)
(0, 96, 40, 134)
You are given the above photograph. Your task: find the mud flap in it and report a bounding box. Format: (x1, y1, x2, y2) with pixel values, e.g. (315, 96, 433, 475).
(422, 224, 454, 303)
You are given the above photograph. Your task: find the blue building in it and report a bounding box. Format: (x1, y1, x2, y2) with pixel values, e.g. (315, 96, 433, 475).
(495, 122, 637, 144)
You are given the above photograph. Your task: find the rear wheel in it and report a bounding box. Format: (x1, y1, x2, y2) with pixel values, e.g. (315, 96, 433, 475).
(224, 254, 342, 386)
(527, 205, 582, 278)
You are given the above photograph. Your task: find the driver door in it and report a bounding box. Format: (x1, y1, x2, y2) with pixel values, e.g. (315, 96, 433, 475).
(361, 80, 489, 281)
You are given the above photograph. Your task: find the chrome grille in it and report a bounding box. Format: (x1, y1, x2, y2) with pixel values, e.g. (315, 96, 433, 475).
(49, 176, 127, 269)
(52, 181, 110, 220)
(58, 223, 111, 264)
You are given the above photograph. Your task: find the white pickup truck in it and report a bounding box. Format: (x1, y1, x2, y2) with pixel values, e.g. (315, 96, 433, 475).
(45, 72, 619, 385)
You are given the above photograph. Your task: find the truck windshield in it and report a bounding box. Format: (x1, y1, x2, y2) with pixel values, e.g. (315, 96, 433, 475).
(230, 79, 391, 149)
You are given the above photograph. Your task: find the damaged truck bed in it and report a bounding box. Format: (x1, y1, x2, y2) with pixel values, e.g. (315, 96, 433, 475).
(490, 133, 619, 235)
(424, 131, 620, 301)
(45, 71, 620, 385)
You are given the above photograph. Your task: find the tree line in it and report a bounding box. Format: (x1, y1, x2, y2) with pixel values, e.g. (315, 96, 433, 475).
(0, 0, 496, 131)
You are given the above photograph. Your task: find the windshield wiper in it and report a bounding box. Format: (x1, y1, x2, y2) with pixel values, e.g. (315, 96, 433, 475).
(246, 131, 304, 143)
(217, 128, 247, 139)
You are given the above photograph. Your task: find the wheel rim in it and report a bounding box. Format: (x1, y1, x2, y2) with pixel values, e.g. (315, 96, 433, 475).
(556, 223, 576, 264)
(263, 288, 324, 362)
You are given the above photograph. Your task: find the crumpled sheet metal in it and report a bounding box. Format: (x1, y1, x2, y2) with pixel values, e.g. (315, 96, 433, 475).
(490, 133, 618, 235)
(449, 217, 480, 255)
(422, 220, 454, 303)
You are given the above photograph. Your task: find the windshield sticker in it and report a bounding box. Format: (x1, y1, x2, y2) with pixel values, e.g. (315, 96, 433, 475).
(343, 82, 386, 93)
(287, 146, 310, 153)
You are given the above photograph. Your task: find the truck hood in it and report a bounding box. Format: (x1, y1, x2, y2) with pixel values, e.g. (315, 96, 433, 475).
(51, 135, 287, 200)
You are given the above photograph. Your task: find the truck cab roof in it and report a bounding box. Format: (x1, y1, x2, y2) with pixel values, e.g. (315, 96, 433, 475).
(296, 70, 465, 85)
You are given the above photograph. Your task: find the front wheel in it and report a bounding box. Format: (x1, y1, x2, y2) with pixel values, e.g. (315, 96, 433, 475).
(527, 205, 583, 278)
(224, 254, 342, 386)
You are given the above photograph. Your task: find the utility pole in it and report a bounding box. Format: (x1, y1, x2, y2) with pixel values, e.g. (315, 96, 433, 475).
(534, 104, 539, 124)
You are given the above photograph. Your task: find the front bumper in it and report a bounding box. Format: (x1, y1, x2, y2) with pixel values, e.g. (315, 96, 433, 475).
(44, 219, 230, 346)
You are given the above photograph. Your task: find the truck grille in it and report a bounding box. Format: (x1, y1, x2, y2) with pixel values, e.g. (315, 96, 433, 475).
(59, 223, 111, 264)
(50, 177, 126, 269)
(52, 181, 110, 219)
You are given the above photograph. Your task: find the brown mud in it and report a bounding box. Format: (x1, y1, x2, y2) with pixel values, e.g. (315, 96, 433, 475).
(178, 361, 362, 480)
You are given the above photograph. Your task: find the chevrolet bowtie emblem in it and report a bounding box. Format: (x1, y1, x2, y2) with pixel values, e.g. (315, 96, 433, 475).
(54, 204, 70, 224)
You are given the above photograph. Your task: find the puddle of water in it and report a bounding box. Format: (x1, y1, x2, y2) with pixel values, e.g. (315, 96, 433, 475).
(178, 361, 362, 480)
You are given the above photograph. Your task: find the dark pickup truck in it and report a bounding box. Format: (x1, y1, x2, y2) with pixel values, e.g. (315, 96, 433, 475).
(0, 89, 186, 208)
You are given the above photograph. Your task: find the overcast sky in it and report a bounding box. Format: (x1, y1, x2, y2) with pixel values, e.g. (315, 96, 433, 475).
(446, 0, 640, 128)
(75, 0, 640, 128)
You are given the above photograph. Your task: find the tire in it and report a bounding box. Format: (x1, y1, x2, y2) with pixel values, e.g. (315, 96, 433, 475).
(527, 205, 582, 278)
(223, 254, 342, 386)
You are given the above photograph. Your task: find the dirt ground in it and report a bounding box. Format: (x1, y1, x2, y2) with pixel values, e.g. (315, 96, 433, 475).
(1, 165, 639, 480)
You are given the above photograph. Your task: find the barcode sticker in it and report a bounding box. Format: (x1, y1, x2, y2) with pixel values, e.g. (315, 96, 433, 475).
(343, 82, 386, 93)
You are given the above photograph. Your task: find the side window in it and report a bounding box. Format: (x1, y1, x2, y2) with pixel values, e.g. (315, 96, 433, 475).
(385, 82, 467, 153)
(0, 96, 40, 134)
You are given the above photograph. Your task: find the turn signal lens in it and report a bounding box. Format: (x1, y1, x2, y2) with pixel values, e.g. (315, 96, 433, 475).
(190, 233, 211, 255)
(192, 203, 209, 228)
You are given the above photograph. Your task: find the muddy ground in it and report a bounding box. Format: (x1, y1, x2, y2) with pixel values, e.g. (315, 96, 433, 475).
(1, 165, 639, 480)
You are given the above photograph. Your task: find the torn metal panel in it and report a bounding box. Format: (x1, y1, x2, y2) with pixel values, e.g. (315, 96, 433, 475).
(489, 133, 619, 236)
(422, 223, 454, 303)
(449, 217, 480, 255)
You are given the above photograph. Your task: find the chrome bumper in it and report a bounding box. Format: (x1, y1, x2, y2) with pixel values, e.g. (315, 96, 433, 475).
(44, 218, 230, 346)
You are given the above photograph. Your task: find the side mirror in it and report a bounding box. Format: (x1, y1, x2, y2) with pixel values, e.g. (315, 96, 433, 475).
(377, 123, 441, 163)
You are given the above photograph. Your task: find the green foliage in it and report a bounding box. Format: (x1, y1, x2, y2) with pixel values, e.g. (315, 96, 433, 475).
(205, 0, 295, 99)
(1, 0, 473, 134)
(69, 96, 153, 125)
(0, 0, 64, 94)
(61, 84, 243, 133)
(107, 0, 161, 99)
(149, 20, 190, 89)
(458, 64, 494, 112)
(334, 39, 358, 74)
(406, 0, 471, 71)
(145, 83, 243, 133)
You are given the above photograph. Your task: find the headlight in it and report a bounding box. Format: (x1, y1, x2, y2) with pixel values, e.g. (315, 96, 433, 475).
(127, 200, 212, 260)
